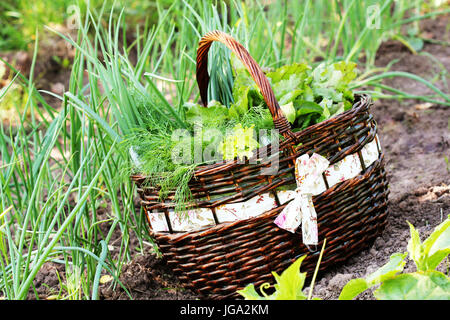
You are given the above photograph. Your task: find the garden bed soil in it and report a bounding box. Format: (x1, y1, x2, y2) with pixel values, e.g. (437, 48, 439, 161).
(10, 15, 449, 300)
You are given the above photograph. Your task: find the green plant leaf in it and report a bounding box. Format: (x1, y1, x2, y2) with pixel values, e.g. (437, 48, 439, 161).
(230, 51, 247, 74)
(309, 61, 357, 104)
(184, 101, 230, 127)
(296, 113, 316, 130)
(279, 89, 304, 105)
(231, 58, 258, 116)
(407, 220, 425, 270)
(295, 100, 323, 116)
(317, 98, 332, 122)
(374, 271, 450, 300)
(272, 73, 304, 101)
(236, 284, 270, 300)
(271, 255, 308, 300)
(338, 278, 369, 300)
(333, 61, 357, 87)
(237, 255, 309, 300)
(303, 85, 314, 102)
(338, 253, 407, 300)
(407, 216, 450, 271)
(266, 62, 310, 83)
(426, 249, 450, 271)
(229, 86, 251, 119)
(280, 101, 296, 124)
(218, 124, 259, 161)
(267, 63, 310, 104)
(328, 102, 345, 119)
(366, 253, 408, 284)
(422, 215, 450, 270)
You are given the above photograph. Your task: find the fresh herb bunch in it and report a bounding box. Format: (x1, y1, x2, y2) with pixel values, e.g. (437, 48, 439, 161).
(122, 87, 197, 211)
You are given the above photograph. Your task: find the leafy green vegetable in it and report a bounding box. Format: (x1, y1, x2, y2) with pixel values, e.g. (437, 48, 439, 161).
(312, 61, 356, 94)
(317, 98, 331, 122)
(271, 256, 309, 300)
(229, 53, 263, 118)
(272, 74, 304, 102)
(184, 101, 230, 127)
(295, 100, 324, 117)
(266, 62, 310, 83)
(266, 61, 357, 128)
(268, 63, 309, 106)
(280, 101, 296, 124)
(228, 59, 357, 130)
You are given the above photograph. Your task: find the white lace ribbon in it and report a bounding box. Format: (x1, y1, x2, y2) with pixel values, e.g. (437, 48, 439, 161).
(274, 153, 330, 245)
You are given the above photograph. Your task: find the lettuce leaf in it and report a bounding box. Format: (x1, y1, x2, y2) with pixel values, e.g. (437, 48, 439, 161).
(266, 62, 310, 82)
(268, 63, 310, 105)
(223, 58, 357, 131)
(184, 101, 230, 127)
(280, 101, 296, 124)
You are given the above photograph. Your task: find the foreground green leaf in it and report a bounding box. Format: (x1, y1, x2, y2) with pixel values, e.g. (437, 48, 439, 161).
(237, 255, 309, 300)
(423, 215, 450, 271)
(237, 284, 270, 300)
(271, 255, 308, 300)
(374, 271, 450, 300)
(339, 253, 407, 300)
(407, 215, 450, 271)
(407, 221, 425, 270)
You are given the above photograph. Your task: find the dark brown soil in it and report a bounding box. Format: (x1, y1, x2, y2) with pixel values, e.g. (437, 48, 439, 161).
(5, 15, 449, 300)
(28, 263, 66, 299)
(99, 254, 198, 300)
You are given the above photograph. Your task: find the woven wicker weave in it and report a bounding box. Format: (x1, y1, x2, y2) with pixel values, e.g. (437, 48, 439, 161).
(131, 31, 389, 299)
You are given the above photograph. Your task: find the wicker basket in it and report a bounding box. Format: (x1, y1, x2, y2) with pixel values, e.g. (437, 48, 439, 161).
(131, 31, 389, 299)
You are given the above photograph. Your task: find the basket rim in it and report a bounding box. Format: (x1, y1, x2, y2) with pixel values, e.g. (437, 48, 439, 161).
(130, 93, 372, 180)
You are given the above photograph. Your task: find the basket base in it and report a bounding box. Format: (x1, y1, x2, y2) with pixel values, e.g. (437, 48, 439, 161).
(150, 156, 389, 299)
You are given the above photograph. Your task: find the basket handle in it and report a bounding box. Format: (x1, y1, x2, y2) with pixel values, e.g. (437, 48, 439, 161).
(196, 30, 296, 140)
